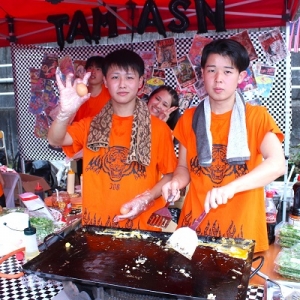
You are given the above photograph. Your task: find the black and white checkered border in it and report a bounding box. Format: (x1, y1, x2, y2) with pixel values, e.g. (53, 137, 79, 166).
(11, 29, 289, 161)
(0, 255, 63, 300)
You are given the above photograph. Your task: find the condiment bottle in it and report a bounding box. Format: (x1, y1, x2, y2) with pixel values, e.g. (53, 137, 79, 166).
(34, 182, 44, 201)
(289, 174, 300, 227)
(23, 221, 39, 261)
(67, 168, 75, 195)
(265, 190, 277, 245)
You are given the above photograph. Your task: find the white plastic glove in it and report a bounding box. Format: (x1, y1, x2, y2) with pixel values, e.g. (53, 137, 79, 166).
(55, 69, 91, 122)
(113, 191, 154, 222)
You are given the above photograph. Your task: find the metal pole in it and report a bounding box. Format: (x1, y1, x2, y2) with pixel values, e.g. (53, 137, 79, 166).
(282, 22, 292, 222)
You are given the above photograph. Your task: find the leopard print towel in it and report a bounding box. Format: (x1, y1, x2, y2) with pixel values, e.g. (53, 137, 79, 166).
(87, 98, 151, 166)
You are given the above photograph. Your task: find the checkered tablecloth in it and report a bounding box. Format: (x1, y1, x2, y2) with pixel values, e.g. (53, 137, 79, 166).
(0, 255, 264, 300)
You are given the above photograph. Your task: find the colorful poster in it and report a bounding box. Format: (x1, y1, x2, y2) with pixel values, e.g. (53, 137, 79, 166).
(138, 51, 156, 80)
(238, 66, 257, 93)
(34, 113, 49, 139)
(188, 35, 212, 66)
(152, 68, 166, 79)
(194, 79, 207, 100)
(173, 55, 197, 89)
(155, 38, 177, 69)
(39, 53, 58, 80)
(143, 77, 165, 95)
(73, 60, 86, 79)
(176, 85, 197, 111)
(258, 29, 288, 64)
(58, 55, 75, 83)
(29, 67, 45, 95)
(253, 62, 277, 97)
(230, 30, 258, 61)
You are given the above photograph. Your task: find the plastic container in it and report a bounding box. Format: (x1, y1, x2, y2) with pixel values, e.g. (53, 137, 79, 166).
(34, 181, 45, 201)
(275, 222, 300, 247)
(51, 191, 70, 212)
(275, 242, 300, 281)
(23, 221, 39, 261)
(265, 190, 277, 245)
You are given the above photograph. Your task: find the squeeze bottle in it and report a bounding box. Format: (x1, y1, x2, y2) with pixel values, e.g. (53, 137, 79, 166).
(34, 182, 44, 200)
(23, 221, 39, 261)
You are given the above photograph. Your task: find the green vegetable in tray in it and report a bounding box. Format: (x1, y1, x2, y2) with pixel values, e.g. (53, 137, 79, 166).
(275, 243, 300, 281)
(276, 223, 300, 247)
(29, 216, 54, 243)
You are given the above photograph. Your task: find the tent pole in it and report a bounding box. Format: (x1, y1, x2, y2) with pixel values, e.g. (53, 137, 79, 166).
(282, 22, 292, 222)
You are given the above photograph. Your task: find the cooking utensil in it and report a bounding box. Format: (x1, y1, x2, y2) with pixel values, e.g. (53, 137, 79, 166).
(166, 210, 207, 260)
(147, 202, 172, 228)
(147, 195, 175, 229)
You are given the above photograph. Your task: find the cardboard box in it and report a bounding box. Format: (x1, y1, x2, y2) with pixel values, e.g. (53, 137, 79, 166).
(19, 173, 51, 194)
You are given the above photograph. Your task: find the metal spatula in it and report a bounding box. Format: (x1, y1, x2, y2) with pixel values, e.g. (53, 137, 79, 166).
(166, 210, 207, 260)
(147, 195, 174, 229)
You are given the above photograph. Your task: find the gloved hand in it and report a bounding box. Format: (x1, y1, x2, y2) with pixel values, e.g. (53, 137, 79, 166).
(55, 69, 91, 122)
(113, 191, 154, 222)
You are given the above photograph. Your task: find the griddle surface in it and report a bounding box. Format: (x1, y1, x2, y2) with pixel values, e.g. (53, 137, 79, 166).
(23, 226, 254, 299)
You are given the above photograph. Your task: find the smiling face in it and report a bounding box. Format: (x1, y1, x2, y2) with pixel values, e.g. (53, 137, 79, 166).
(202, 54, 246, 111)
(104, 65, 144, 111)
(147, 89, 172, 118)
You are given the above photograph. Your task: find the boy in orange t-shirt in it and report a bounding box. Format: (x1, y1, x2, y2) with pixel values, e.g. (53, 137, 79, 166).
(48, 49, 177, 231)
(162, 39, 285, 252)
(72, 56, 111, 177)
(73, 56, 110, 122)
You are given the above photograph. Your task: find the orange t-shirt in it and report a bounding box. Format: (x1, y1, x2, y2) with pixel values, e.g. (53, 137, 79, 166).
(73, 85, 110, 122)
(174, 103, 284, 252)
(63, 114, 177, 231)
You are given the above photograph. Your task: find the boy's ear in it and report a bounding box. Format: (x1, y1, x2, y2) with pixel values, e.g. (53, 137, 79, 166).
(103, 77, 108, 88)
(138, 76, 144, 88)
(238, 70, 247, 84)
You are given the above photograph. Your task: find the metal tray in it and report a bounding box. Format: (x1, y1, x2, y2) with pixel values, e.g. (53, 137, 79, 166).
(23, 226, 255, 300)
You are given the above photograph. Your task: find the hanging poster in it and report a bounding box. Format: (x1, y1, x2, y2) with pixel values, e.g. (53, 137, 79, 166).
(258, 28, 288, 65)
(188, 35, 213, 66)
(173, 55, 197, 89)
(230, 30, 258, 61)
(155, 38, 177, 69)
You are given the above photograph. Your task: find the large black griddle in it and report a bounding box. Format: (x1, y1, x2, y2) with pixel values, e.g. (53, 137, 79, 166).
(22, 226, 255, 300)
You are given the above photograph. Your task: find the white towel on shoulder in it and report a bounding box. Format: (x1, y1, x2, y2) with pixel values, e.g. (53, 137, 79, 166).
(192, 91, 250, 167)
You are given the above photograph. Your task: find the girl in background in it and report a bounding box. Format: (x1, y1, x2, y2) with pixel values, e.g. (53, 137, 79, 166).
(147, 85, 180, 130)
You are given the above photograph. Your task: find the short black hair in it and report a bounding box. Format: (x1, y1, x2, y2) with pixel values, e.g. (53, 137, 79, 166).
(102, 49, 144, 77)
(85, 56, 104, 70)
(201, 39, 250, 72)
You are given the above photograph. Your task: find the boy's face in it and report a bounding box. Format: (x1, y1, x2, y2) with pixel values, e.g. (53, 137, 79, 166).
(104, 66, 144, 106)
(86, 64, 103, 87)
(202, 54, 246, 107)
